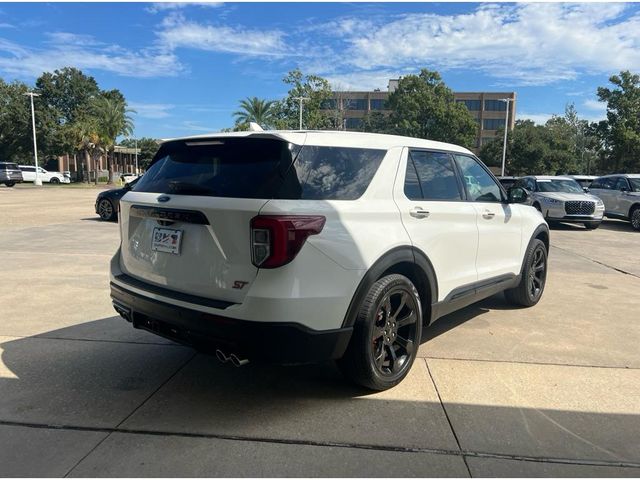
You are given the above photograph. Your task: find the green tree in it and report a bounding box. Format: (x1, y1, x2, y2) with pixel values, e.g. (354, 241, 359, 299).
(272, 69, 333, 130)
(67, 117, 104, 184)
(0, 79, 32, 162)
(91, 94, 135, 183)
(233, 97, 275, 128)
(119, 137, 161, 170)
(362, 111, 392, 133)
(386, 69, 477, 148)
(596, 70, 640, 172)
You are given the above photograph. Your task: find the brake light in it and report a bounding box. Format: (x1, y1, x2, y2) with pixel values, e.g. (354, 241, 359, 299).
(250, 215, 326, 268)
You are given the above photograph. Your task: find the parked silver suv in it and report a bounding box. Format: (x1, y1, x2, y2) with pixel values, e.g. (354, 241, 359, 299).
(589, 174, 640, 231)
(0, 161, 23, 187)
(515, 175, 605, 229)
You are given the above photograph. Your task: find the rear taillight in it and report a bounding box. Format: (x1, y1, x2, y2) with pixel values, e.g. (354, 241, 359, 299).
(250, 215, 326, 268)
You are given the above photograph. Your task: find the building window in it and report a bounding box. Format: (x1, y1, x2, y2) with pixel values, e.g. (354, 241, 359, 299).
(483, 119, 505, 130)
(345, 118, 364, 129)
(320, 99, 337, 110)
(457, 99, 481, 111)
(484, 100, 508, 111)
(370, 99, 388, 110)
(343, 98, 367, 110)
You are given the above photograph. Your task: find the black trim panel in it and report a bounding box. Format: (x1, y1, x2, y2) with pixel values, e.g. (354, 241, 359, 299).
(111, 283, 352, 363)
(431, 273, 520, 320)
(113, 273, 235, 310)
(129, 205, 210, 225)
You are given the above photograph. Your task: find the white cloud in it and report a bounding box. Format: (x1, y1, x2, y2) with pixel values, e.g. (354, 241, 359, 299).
(583, 99, 607, 113)
(325, 3, 640, 86)
(0, 33, 184, 79)
(147, 2, 223, 13)
(129, 102, 175, 119)
(158, 14, 289, 56)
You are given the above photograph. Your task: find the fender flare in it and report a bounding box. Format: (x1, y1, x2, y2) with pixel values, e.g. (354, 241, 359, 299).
(341, 246, 438, 328)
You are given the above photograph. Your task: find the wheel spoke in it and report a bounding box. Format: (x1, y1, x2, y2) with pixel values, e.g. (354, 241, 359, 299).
(383, 296, 391, 318)
(374, 344, 386, 369)
(388, 344, 397, 364)
(396, 310, 417, 328)
(372, 324, 385, 341)
(395, 335, 414, 354)
(392, 292, 408, 319)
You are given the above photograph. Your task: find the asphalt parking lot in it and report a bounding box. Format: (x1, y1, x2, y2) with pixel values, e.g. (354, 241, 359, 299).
(1, 184, 640, 477)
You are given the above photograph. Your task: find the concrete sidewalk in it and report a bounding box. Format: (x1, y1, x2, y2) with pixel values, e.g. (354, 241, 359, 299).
(1, 186, 639, 477)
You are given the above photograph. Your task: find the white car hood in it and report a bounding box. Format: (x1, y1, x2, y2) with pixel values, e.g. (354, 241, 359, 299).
(538, 192, 598, 202)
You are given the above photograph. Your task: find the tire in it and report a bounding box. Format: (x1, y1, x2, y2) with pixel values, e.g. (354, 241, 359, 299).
(97, 199, 116, 221)
(630, 206, 640, 231)
(505, 238, 547, 307)
(50, 177, 60, 184)
(584, 222, 600, 230)
(338, 274, 422, 391)
(4, 182, 15, 187)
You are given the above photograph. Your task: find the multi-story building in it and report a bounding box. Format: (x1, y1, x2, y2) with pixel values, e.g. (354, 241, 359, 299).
(322, 78, 516, 153)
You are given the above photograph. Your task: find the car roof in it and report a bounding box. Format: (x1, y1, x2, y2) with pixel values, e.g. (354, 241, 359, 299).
(161, 130, 474, 155)
(527, 175, 576, 180)
(595, 174, 640, 179)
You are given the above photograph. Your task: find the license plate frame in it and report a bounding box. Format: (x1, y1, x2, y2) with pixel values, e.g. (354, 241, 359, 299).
(152, 227, 183, 255)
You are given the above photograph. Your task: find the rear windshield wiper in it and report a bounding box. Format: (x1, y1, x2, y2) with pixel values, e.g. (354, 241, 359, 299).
(166, 181, 217, 196)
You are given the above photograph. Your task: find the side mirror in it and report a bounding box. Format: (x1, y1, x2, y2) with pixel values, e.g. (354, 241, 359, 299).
(123, 182, 132, 191)
(583, 187, 590, 193)
(621, 187, 629, 193)
(508, 186, 529, 204)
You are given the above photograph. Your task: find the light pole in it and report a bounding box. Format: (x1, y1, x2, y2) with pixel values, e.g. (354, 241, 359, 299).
(24, 92, 42, 186)
(293, 96, 309, 130)
(135, 138, 138, 175)
(499, 98, 511, 177)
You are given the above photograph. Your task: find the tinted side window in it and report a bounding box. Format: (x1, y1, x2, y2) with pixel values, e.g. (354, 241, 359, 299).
(614, 177, 630, 191)
(21, 167, 35, 172)
(403, 156, 423, 200)
(593, 177, 614, 190)
(290, 146, 386, 200)
(454, 155, 503, 202)
(409, 151, 462, 201)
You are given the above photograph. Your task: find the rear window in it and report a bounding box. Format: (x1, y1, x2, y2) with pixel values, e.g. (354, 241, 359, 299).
(134, 137, 386, 200)
(0, 162, 19, 170)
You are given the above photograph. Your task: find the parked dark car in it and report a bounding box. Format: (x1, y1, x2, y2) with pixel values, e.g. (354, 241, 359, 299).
(497, 176, 520, 190)
(95, 178, 139, 221)
(0, 162, 24, 187)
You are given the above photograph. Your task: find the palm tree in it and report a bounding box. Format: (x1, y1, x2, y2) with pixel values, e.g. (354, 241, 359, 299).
(233, 97, 275, 128)
(67, 118, 104, 184)
(92, 95, 135, 184)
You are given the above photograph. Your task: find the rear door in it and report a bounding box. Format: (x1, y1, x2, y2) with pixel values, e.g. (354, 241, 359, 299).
(453, 154, 522, 280)
(118, 135, 305, 304)
(394, 149, 479, 301)
(20, 166, 35, 181)
(590, 177, 616, 214)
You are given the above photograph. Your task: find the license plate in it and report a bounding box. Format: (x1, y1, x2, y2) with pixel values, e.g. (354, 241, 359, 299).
(152, 228, 183, 255)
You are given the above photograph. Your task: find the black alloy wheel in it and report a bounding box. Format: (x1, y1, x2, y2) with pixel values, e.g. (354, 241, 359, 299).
(338, 274, 422, 391)
(50, 177, 60, 184)
(98, 198, 115, 221)
(505, 238, 547, 307)
(631, 208, 640, 231)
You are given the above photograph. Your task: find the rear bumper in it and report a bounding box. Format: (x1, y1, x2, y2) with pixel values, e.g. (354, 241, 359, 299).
(0, 173, 22, 183)
(110, 282, 353, 364)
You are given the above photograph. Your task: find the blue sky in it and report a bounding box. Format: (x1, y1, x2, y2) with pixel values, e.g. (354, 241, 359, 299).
(1, 2, 638, 139)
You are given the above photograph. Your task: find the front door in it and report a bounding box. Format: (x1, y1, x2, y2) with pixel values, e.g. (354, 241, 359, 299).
(453, 154, 523, 281)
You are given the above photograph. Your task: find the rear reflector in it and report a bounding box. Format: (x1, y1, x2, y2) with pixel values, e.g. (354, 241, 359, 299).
(250, 215, 326, 268)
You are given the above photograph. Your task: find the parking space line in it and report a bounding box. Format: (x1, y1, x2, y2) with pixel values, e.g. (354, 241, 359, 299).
(551, 245, 640, 279)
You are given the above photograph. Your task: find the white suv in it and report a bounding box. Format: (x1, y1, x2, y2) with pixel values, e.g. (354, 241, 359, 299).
(19, 165, 69, 184)
(110, 131, 549, 390)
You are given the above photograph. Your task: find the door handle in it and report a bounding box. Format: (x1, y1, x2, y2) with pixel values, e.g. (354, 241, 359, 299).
(482, 210, 496, 219)
(410, 207, 430, 219)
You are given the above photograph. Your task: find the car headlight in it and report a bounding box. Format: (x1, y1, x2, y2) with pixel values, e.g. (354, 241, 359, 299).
(543, 197, 562, 205)
(596, 199, 604, 206)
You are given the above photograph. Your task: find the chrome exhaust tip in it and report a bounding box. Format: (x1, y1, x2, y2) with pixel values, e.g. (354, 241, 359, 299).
(229, 354, 250, 367)
(215, 349, 229, 363)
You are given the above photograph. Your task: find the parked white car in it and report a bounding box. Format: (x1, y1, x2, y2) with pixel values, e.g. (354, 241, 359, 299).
(110, 131, 549, 390)
(19, 165, 70, 184)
